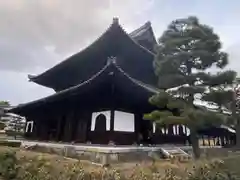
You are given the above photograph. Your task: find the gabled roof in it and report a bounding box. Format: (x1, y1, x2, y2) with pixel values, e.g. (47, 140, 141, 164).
(129, 21, 157, 52)
(10, 58, 159, 115)
(29, 18, 157, 91)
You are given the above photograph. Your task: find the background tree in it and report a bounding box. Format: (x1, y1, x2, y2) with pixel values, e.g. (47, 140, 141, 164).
(146, 16, 232, 158)
(0, 122, 6, 130)
(0, 101, 25, 138)
(0, 101, 9, 106)
(0, 101, 9, 129)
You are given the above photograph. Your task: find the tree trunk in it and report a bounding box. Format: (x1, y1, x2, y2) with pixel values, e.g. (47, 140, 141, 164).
(236, 121, 240, 148)
(232, 87, 240, 148)
(190, 132, 201, 159)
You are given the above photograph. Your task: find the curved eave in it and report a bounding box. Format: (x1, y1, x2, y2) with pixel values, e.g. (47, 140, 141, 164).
(28, 20, 118, 88)
(10, 60, 159, 115)
(29, 19, 156, 90)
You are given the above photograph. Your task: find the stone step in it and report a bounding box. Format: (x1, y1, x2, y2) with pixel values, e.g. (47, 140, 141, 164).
(160, 147, 190, 158)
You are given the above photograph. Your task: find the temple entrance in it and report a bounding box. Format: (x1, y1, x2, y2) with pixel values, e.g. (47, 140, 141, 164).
(94, 114, 107, 132)
(89, 113, 109, 144)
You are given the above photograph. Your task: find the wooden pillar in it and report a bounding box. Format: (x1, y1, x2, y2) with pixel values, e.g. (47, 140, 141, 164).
(75, 120, 88, 143)
(110, 109, 115, 142)
(61, 114, 67, 142)
(73, 110, 88, 143)
(70, 110, 78, 142)
(58, 115, 66, 141)
(56, 115, 62, 141)
(202, 136, 205, 146)
(35, 114, 44, 140)
(38, 119, 46, 140)
(110, 76, 115, 144)
(67, 113, 73, 142)
(86, 112, 92, 143)
(63, 120, 69, 142)
(43, 119, 49, 141)
(63, 111, 74, 142)
(208, 136, 211, 146)
(34, 117, 41, 140)
(31, 119, 37, 139)
(134, 114, 141, 144)
(168, 125, 174, 135)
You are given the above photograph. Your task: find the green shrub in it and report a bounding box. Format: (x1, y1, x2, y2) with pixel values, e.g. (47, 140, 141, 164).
(0, 141, 21, 147)
(0, 151, 18, 180)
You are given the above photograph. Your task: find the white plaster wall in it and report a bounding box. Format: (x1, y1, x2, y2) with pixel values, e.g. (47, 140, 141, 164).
(90, 110, 191, 135)
(91, 111, 110, 131)
(114, 111, 135, 132)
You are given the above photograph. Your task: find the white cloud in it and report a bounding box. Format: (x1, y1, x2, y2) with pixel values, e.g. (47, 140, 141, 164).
(1, 0, 240, 106)
(0, 0, 153, 72)
(0, 0, 156, 104)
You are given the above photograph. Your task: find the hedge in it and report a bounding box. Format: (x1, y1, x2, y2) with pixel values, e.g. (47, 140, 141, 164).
(0, 141, 21, 148)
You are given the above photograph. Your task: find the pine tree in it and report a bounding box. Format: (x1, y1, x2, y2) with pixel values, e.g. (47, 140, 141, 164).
(146, 16, 231, 159)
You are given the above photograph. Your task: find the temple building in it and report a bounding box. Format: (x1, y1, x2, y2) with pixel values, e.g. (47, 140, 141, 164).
(9, 18, 235, 146)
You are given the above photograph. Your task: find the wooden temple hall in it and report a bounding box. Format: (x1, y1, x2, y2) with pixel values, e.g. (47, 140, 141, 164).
(10, 18, 236, 146)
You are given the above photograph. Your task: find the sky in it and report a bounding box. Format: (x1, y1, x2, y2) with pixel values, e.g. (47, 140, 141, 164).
(0, 0, 240, 106)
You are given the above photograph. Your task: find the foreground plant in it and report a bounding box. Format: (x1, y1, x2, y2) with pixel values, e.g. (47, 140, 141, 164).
(0, 151, 18, 180)
(0, 149, 237, 180)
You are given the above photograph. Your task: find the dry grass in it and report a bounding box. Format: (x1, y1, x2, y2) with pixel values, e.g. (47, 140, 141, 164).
(1, 146, 240, 179)
(19, 149, 101, 172)
(0, 146, 193, 175)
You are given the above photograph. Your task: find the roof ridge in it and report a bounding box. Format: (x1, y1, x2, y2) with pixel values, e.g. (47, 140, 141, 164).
(129, 21, 152, 36)
(117, 22, 156, 56)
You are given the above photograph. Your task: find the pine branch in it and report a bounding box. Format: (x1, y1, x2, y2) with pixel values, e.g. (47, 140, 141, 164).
(202, 90, 233, 109)
(203, 71, 236, 86)
(155, 116, 187, 126)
